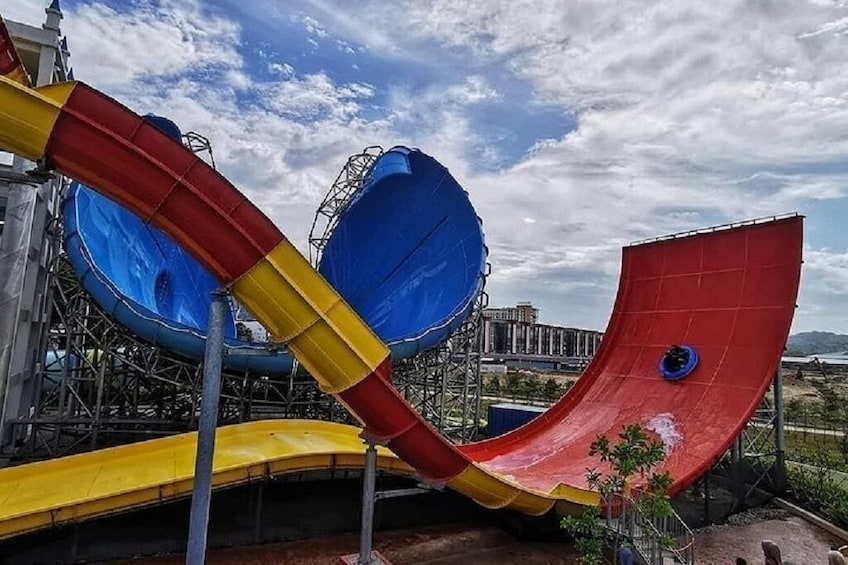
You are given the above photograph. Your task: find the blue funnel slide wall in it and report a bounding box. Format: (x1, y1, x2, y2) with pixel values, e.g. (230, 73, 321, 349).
(61, 143, 486, 374)
(319, 146, 487, 359)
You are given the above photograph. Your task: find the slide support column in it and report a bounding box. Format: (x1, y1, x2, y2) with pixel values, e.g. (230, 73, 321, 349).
(358, 439, 378, 565)
(186, 289, 228, 565)
(773, 369, 786, 493)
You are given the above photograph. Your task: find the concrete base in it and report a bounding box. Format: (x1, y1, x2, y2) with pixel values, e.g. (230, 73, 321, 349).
(338, 550, 393, 564)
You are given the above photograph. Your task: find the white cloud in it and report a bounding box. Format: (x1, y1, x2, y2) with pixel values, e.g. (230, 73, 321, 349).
(328, 0, 848, 331)
(62, 0, 241, 89)
(301, 15, 328, 38)
(224, 69, 251, 91)
(1, 0, 45, 25)
(446, 76, 498, 104)
(268, 62, 295, 77)
(260, 73, 374, 121)
(12, 0, 848, 334)
(795, 247, 848, 332)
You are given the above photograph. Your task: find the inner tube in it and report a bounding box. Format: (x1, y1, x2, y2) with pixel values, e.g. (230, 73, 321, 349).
(659, 345, 698, 381)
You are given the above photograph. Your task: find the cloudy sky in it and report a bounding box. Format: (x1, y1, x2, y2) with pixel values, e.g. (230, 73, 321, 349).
(6, 0, 848, 334)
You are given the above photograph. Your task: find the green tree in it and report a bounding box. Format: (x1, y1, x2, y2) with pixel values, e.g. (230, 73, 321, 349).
(522, 377, 541, 402)
(542, 378, 562, 403)
(504, 373, 523, 401)
(561, 424, 673, 565)
(485, 375, 501, 396)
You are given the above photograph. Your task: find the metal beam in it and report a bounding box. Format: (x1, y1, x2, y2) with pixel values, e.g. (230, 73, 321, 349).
(773, 369, 786, 493)
(185, 289, 227, 565)
(357, 440, 378, 565)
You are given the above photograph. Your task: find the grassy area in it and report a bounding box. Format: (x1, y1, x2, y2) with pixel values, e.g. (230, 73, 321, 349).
(785, 429, 848, 472)
(481, 371, 575, 405)
(781, 374, 848, 527)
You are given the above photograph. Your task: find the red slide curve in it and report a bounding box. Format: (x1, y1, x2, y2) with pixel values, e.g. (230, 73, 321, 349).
(462, 216, 803, 494)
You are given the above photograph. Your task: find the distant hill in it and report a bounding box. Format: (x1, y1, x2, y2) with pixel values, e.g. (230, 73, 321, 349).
(786, 331, 848, 356)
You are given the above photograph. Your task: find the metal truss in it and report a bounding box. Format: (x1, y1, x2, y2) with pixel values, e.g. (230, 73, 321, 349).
(2, 256, 352, 461)
(308, 145, 383, 264)
(739, 371, 785, 496)
(392, 291, 487, 443)
(707, 372, 785, 512)
(182, 131, 216, 169)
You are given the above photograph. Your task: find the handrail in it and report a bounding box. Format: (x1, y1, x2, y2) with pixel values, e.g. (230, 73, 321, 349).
(601, 493, 695, 564)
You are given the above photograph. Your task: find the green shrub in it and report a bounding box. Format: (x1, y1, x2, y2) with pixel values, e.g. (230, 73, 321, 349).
(560, 424, 672, 564)
(788, 464, 848, 529)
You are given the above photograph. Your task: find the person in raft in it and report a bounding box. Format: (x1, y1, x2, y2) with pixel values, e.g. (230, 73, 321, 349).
(663, 344, 690, 373)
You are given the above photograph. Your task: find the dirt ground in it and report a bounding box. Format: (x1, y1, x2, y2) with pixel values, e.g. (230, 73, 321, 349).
(112, 523, 579, 564)
(113, 509, 845, 565)
(694, 508, 844, 564)
(782, 373, 825, 404)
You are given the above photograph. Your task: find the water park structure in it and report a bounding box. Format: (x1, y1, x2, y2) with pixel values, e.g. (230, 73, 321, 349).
(0, 5, 807, 564)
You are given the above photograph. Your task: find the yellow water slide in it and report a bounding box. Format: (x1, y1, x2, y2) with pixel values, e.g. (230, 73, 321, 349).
(0, 420, 408, 540)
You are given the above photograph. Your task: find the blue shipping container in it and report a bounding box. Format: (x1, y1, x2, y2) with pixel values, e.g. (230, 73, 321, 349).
(486, 403, 547, 438)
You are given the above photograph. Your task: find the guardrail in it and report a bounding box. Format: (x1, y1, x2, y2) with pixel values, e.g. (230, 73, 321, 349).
(602, 493, 694, 564)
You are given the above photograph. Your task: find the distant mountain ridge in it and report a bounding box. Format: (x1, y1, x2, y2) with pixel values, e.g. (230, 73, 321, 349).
(786, 331, 848, 356)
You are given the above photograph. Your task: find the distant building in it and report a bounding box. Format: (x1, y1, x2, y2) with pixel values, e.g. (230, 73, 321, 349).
(483, 301, 539, 324)
(781, 352, 848, 374)
(479, 303, 603, 369)
(481, 319, 602, 358)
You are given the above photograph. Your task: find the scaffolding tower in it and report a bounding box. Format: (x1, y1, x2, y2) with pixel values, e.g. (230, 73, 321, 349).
(2, 253, 349, 460)
(724, 372, 786, 502)
(392, 294, 486, 443)
(0, 4, 73, 452)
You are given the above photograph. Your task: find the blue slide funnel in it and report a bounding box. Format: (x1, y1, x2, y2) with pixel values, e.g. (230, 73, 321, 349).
(61, 144, 486, 373)
(319, 146, 487, 358)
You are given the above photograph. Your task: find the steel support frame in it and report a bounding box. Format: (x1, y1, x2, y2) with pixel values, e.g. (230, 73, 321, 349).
(352, 437, 430, 565)
(3, 258, 349, 460)
(308, 146, 384, 265)
(392, 293, 487, 443)
(710, 371, 785, 511)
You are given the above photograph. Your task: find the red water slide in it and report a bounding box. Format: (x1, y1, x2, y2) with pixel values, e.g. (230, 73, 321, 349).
(462, 216, 803, 495)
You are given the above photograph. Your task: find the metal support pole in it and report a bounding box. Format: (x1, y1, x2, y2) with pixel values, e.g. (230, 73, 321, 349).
(253, 481, 264, 544)
(185, 290, 227, 565)
(773, 370, 786, 493)
(358, 441, 378, 565)
(91, 352, 108, 450)
(731, 435, 745, 507)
